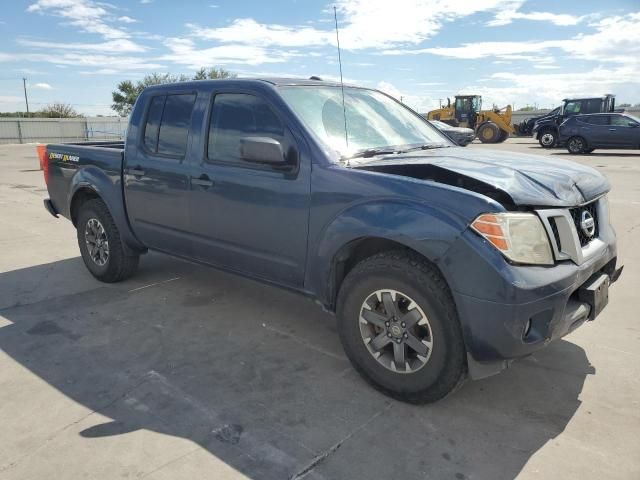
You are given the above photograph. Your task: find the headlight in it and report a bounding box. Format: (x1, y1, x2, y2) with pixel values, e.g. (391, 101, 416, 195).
(471, 212, 554, 265)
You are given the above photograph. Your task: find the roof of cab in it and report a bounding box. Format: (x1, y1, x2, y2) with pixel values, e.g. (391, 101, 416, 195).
(143, 77, 358, 91)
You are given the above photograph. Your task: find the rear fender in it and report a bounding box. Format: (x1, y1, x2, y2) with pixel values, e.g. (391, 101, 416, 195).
(69, 166, 146, 254)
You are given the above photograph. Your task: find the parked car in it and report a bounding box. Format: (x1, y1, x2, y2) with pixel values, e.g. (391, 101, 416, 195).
(513, 106, 560, 136)
(428, 119, 475, 146)
(559, 113, 640, 154)
(533, 95, 616, 148)
(39, 78, 622, 403)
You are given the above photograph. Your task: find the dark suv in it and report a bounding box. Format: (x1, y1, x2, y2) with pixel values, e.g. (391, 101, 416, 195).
(559, 113, 640, 154)
(533, 95, 616, 148)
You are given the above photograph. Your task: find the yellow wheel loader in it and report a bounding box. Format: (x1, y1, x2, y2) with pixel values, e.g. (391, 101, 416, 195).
(426, 95, 514, 143)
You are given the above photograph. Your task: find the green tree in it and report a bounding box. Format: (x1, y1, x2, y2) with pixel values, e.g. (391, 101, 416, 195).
(37, 103, 82, 118)
(112, 68, 234, 116)
(193, 67, 235, 80)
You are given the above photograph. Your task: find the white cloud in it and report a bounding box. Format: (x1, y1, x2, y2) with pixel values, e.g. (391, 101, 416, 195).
(32, 82, 53, 89)
(26, 0, 131, 40)
(187, 19, 331, 48)
(385, 12, 640, 67)
(0, 51, 164, 72)
(117, 16, 138, 24)
(18, 38, 147, 53)
(487, 0, 583, 26)
(160, 37, 298, 67)
(187, 1, 516, 51)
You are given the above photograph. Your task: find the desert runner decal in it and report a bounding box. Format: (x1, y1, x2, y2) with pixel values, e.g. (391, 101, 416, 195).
(49, 152, 79, 163)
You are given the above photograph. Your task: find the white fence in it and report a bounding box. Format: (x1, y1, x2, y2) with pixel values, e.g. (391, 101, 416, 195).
(0, 117, 127, 144)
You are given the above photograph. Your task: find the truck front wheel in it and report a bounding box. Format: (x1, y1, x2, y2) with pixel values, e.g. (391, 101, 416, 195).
(538, 129, 557, 148)
(77, 199, 139, 283)
(336, 251, 466, 403)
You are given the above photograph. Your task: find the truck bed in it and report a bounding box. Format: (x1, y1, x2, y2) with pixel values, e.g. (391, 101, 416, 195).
(45, 141, 125, 221)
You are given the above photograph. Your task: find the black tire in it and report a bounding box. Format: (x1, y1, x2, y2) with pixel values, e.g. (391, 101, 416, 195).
(567, 136, 587, 154)
(77, 198, 139, 283)
(497, 129, 510, 143)
(477, 122, 500, 143)
(538, 128, 557, 148)
(336, 250, 466, 403)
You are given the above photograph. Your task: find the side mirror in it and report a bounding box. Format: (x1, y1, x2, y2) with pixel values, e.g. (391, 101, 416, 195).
(240, 136, 286, 165)
(628, 122, 639, 128)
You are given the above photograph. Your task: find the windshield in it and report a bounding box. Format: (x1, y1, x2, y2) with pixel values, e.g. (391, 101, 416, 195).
(278, 86, 449, 158)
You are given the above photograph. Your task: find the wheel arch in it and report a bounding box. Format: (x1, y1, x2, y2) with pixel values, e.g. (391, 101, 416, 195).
(68, 167, 146, 254)
(328, 237, 452, 313)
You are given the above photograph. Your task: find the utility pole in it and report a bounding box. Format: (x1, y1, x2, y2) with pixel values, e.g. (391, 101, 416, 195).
(22, 77, 30, 117)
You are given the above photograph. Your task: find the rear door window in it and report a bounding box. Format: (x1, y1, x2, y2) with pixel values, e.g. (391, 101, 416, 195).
(158, 94, 196, 156)
(611, 115, 632, 127)
(142, 93, 196, 157)
(143, 96, 166, 153)
(586, 116, 609, 125)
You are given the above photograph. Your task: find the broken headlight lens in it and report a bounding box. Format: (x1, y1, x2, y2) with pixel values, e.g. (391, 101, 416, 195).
(471, 212, 554, 265)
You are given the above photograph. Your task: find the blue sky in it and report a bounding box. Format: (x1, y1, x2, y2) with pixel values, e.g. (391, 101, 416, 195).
(1, 0, 638, 116)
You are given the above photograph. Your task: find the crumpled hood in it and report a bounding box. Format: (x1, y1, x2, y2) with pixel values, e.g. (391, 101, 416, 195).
(354, 147, 610, 207)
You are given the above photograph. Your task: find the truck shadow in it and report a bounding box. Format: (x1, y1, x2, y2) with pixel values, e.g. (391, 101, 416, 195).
(0, 254, 594, 480)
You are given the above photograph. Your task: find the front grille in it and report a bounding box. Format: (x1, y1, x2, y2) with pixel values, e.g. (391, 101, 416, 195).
(549, 217, 562, 249)
(569, 201, 599, 247)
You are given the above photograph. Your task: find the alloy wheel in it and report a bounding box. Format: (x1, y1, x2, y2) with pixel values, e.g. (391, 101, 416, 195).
(84, 218, 109, 266)
(568, 137, 585, 154)
(359, 289, 433, 373)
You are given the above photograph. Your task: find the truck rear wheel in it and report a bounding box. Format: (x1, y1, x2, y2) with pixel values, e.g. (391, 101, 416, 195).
(77, 199, 139, 283)
(336, 250, 466, 403)
(477, 122, 500, 143)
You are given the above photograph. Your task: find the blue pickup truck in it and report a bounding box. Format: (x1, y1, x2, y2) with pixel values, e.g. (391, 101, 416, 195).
(41, 78, 622, 403)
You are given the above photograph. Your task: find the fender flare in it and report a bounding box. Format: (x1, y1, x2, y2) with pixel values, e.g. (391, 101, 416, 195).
(68, 166, 146, 254)
(306, 198, 469, 308)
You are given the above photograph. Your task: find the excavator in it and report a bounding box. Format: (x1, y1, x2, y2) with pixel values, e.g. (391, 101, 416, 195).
(426, 95, 514, 143)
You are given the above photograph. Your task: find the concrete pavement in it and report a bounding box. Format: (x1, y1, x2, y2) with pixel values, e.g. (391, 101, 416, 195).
(0, 140, 638, 479)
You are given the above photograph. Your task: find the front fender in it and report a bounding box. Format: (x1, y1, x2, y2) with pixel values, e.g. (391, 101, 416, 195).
(306, 199, 470, 307)
(69, 167, 145, 253)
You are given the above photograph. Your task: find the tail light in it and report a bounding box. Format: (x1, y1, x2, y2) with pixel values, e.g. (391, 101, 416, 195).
(36, 144, 49, 185)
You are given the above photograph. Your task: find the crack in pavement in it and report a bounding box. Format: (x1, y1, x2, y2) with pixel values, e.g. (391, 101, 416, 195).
(289, 402, 393, 480)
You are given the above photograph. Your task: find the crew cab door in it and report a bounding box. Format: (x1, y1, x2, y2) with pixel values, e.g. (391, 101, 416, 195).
(187, 90, 310, 287)
(124, 91, 197, 256)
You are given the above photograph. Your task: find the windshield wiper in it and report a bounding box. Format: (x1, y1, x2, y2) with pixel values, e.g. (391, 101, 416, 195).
(401, 143, 452, 153)
(341, 147, 400, 160)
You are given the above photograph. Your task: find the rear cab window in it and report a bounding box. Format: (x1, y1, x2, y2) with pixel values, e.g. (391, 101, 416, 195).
(142, 93, 196, 158)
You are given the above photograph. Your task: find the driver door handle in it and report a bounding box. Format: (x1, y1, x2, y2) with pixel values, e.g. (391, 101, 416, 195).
(128, 166, 145, 177)
(191, 175, 213, 188)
